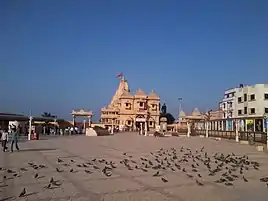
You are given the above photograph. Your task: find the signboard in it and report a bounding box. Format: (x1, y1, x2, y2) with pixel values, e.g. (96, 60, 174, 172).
(263, 113, 268, 120)
(136, 118, 146, 122)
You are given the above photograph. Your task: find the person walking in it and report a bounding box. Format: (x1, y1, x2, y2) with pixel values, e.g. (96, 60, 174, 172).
(11, 128, 20, 152)
(1, 128, 9, 152)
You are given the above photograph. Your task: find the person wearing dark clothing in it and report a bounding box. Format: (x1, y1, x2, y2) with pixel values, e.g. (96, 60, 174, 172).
(11, 128, 19, 152)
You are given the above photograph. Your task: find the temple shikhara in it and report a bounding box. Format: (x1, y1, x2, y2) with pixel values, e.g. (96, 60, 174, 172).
(100, 76, 160, 132)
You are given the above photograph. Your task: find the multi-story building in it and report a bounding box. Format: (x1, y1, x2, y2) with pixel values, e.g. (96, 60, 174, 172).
(100, 76, 160, 131)
(234, 84, 268, 118)
(219, 84, 268, 131)
(219, 87, 238, 119)
(219, 84, 268, 118)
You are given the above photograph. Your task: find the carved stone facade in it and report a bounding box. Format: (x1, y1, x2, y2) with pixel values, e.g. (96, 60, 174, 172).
(100, 76, 160, 132)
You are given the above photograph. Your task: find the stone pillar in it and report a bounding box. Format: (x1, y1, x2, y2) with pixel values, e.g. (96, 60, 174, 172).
(28, 116, 32, 141)
(88, 116, 91, 128)
(187, 122, 191, 137)
(140, 122, 143, 135)
(205, 122, 209, 138)
(111, 119, 114, 134)
(144, 121, 148, 136)
(235, 120, 239, 142)
(83, 120, 86, 134)
(72, 115, 76, 127)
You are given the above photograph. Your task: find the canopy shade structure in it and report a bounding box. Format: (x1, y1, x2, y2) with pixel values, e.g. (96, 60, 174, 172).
(0, 113, 64, 122)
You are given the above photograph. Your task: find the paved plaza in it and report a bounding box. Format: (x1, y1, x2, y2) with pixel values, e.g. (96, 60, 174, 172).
(1, 133, 268, 201)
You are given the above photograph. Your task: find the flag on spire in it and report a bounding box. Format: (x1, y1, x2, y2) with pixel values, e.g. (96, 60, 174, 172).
(116, 73, 123, 78)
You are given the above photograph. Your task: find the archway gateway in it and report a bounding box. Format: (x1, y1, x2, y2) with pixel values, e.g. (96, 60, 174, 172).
(135, 115, 148, 135)
(71, 110, 93, 131)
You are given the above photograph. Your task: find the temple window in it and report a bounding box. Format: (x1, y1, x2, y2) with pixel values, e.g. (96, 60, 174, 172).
(125, 102, 131, 110)
(139, 102, 144, 107)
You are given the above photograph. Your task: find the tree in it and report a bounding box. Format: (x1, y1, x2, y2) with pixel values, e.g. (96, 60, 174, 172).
(41, 112, 57, 118)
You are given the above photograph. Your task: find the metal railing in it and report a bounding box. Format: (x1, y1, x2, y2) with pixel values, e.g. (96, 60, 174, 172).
(193, 129, 267, 144)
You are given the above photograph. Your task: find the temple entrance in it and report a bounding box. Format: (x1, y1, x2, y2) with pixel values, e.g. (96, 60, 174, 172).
(135, 115, 147, 135)
(71, 109, 93, 134)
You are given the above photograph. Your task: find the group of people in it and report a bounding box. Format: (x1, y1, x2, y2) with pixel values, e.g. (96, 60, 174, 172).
(0, 127, 20, 152)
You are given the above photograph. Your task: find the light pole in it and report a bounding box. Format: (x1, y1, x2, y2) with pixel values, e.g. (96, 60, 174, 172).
(178, 98, 182, 120)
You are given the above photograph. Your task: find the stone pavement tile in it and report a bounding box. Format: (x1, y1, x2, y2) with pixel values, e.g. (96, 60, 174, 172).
(134, 172, 194, 188)
(82, 177, 143, 194)
(164, 185, 239, 201)
(101, 190, 175, 201)
(231, 186, 268, 201)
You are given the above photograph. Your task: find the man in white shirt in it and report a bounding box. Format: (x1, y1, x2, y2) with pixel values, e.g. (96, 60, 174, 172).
(1, 128, 8, 152)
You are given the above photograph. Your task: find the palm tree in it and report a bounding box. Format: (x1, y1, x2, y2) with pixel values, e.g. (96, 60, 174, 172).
(41, 112, 57, 118)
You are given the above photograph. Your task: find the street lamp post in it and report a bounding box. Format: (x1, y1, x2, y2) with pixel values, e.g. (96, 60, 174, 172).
(178, 98, 182, 120)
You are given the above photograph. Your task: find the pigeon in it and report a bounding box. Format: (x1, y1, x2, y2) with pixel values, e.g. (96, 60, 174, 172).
(225, 182, 233, 186)
(44, 183, 52, 189)
(57, 158, 63, 163)
(153, 171, 160, 177)
(243, 176, 248, 182)
(56, 168, 63, 172)
(19, 188, 26, 197)
(161, 177, 168, 183)
(49, 177, 54, 183)
(34, 173, 39, 178)
(85, 170, 93, 174)
(260, 177, 268, 182)
(70, 168, 74, 173)
(196, 179, 204, 186)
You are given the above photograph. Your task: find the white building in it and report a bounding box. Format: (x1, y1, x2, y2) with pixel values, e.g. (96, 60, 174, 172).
(220, 84, 268, 118)
(219, 87, 238, 119)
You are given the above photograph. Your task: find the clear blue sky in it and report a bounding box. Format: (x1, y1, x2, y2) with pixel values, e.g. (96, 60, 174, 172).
(1, 0, 268, 120)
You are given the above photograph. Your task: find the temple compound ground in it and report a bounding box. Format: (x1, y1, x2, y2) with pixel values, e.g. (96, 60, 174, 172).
(1, 133, 268, 201)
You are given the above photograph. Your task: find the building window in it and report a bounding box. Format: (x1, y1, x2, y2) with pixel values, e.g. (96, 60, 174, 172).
(250, 108, 255, 114)
(149, 121, 153, 126)
(265, 108, 268, 113)
(139, 102, 144, 107)
(125, 103, 131, 110)
(228, 102, 233, 108)
(250, 94, 255, 101)
(244, 107, 247, 115)
(264, 94, 268, 100)
(223, 103, 226, 109)
(238, 110, 242, 115)
(238, 97, 242, 103)
(244, 94, 247, 102)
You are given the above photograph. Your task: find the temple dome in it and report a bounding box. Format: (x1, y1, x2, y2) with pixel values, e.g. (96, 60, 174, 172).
(192, 108, 201, 116)
(148, 90, 160, 99)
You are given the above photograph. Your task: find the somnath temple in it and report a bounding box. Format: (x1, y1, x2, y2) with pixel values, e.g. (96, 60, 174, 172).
(100, 76, 160, 132)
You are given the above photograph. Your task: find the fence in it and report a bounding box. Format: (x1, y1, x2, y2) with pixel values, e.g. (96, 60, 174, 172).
(193, 129, 267, 144)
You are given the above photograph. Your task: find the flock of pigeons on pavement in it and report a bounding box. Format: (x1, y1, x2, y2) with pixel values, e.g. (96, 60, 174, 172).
(1, 146, 268, 198)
